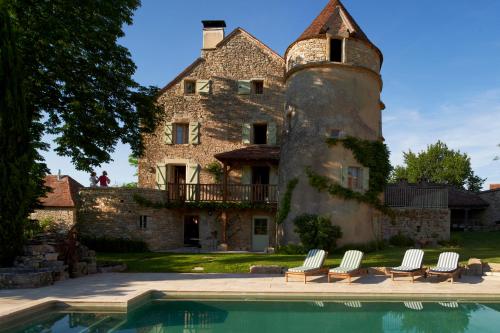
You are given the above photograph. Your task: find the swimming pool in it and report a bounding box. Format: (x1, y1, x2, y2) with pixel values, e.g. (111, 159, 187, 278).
(5, 300, 500, 333)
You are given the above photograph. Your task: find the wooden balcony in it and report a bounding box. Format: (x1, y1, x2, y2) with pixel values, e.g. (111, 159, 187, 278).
(166, 183, 278, 204)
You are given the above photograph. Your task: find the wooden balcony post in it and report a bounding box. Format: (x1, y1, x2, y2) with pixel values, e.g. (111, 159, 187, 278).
(223, 163, 228, 203)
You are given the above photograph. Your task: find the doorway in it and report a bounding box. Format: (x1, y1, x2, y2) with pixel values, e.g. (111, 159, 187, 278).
(184, 215, 200, 247)
(171, 165, 186, 200)
(252, 166, 270, 202)
(252, 217, 269, 252)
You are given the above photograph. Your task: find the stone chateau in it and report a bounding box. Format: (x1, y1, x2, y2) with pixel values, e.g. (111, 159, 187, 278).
(77, 0, 460, 251)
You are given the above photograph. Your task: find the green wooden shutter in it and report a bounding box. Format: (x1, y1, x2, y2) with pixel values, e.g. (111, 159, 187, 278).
(156, 165, 167, 190)
(189, 122, 200, 145)
(242, 123, 251, 144)
(196, 80, 211, 94)
(341, 166, 349, 188)
(165, 122, 173, 145)
(187, 163, 200, 201)
(270, 166, 279, 185)
(238, 80, 251, 95)
(363, 167, 370, 191)
(267, 122, 277, 145)
(241, 166, 252, 185)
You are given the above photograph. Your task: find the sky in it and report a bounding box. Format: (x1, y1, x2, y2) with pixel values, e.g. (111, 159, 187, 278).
(42, 0, 500, 188)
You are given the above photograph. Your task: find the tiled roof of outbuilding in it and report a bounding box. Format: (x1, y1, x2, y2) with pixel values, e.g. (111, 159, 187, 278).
(40, 175, 83, 208)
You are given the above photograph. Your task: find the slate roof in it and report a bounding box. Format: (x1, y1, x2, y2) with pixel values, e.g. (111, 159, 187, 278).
(40, 175, 83, 208)
(215, 146, 280, 164)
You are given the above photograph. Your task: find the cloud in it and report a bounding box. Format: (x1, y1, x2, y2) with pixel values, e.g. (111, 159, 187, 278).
(384, 88, 500, 187)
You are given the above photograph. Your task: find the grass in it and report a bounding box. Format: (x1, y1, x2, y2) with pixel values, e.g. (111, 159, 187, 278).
(96, 232, 500, 273)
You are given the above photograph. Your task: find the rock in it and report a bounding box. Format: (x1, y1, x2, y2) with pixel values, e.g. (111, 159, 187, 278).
(250, 265, 285, 274)
(217, 243, 228, 252)
(466, 258, 483, 276)
(97, 263, 127, 273)
(44, 253, 59, 261)
(87, 263, 97, 274)
(266, 247, 276, 254)
(71, 262, 88, 278)
(483, 263, 500, 273)
(0, 268, 54, 289)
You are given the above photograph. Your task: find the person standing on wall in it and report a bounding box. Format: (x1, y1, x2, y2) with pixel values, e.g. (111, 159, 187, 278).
(98, 171, 111, 187)
(89, 172, 98, 187)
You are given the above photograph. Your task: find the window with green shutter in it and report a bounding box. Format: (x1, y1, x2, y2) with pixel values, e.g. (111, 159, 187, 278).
(267, 122, 277, 145)
(238, 80, 251, 95)
(242, 123, 251, 144)
(156, 165, 167, 190)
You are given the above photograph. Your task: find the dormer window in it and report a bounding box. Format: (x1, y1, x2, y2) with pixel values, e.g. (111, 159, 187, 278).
(184, 80, 196, 95)
(330, 39, 343, 63)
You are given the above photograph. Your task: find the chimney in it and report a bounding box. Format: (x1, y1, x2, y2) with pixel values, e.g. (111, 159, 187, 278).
(202, 20, 226, 50)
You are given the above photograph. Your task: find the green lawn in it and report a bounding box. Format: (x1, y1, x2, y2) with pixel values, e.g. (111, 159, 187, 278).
(97, 232, 500, 273)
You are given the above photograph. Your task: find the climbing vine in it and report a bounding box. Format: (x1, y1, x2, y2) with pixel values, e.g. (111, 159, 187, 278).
(276, 178, 299, 225)
(306, 136, 393, 215)
(133, 194, 274, 211)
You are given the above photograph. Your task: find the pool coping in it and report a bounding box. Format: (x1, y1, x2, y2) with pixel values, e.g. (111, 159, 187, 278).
(2, 288, 500, 330)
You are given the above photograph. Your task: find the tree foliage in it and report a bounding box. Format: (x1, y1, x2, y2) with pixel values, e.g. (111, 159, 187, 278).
(390, 141, 485, 192)
(0, 3, 47, 266)
(8, 0, 160, 171)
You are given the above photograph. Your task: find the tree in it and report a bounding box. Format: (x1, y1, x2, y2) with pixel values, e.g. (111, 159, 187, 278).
(8, 0, 160, 171)
(0, 0, 159, 263)
(0, 3, 47, 266)
(390, 141, 485, 192)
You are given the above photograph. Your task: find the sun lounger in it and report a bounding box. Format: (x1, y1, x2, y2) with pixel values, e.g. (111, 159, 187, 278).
(390, 249, 425, 282)
(328, 250, 367, 283)
(404, 301, 423, 311)
(285, 249, 328, 284)
(427, 252, 461, 283)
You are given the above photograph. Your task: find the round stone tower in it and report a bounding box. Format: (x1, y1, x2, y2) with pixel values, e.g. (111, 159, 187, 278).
(279, 0, 384, 246)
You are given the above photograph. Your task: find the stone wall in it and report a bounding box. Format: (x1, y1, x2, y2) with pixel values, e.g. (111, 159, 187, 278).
(479, 190, 500, 225)
(77, 188, 276, 252)
(286, 37, 381, 73)
(380, 208, 451, 244)
(30, 208, 76, 232)
(139, 29, 285, 188)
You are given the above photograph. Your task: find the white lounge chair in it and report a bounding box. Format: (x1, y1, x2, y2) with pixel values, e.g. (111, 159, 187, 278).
(328, 250, 367, 283)
(404, 301, 423, 311)
(285, 249, 328, 284)
(427, 252, 461, 283)
(390, 249, 425, 282)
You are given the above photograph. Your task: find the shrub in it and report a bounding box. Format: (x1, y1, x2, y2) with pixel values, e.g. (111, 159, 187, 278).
(389, 233, 415, 247)
(80, 237, 149, 253)
(293, 214, 342, 252)
(276, 244, 307, 255)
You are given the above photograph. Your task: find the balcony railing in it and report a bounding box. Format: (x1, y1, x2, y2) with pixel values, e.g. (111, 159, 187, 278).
(166, 183, 278, 204)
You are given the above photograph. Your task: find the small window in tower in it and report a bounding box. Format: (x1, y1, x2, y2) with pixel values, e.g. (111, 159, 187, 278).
(253, 124, 268, 145)
(253, 80, 264, 95)
(330, 39, 343, 63)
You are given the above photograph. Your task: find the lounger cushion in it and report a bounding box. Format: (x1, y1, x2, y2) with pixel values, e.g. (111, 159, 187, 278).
(392, 249, 424, 272)
(288, 249, 327, 273)
(288, 266, 321, 273)
(429, 252, 459, 273)
(329, 267, 357, 274)
(303, 249, 327, 268)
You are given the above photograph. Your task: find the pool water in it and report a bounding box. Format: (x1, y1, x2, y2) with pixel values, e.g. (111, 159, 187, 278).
(6, 300, 500, 333)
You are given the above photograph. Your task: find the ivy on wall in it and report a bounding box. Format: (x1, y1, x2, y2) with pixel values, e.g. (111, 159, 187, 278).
(306, 136, 393, 215)
(276, 178, 299, 225)
(133, 194, 275, 211)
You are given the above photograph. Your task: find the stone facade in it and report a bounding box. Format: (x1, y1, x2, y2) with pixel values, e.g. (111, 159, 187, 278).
(381, 208, 451, 244)
(139, 28, 285, 188)
(30, 208, 76, 232)
(77, 188, 276, 251)
(479, 189, 500, 225)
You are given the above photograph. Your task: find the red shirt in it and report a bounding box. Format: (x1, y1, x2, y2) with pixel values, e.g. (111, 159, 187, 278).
(98, 175, 110, 187)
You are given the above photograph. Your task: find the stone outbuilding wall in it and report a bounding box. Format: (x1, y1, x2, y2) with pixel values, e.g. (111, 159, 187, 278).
(479, 189, 500, 226)
(77, 188, 276, 252)
(30, 208, 76, 232)
(380, 208, 451, 245)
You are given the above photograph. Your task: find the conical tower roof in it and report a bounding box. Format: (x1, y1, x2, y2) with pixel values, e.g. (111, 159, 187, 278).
(295, 0, 381, 59)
